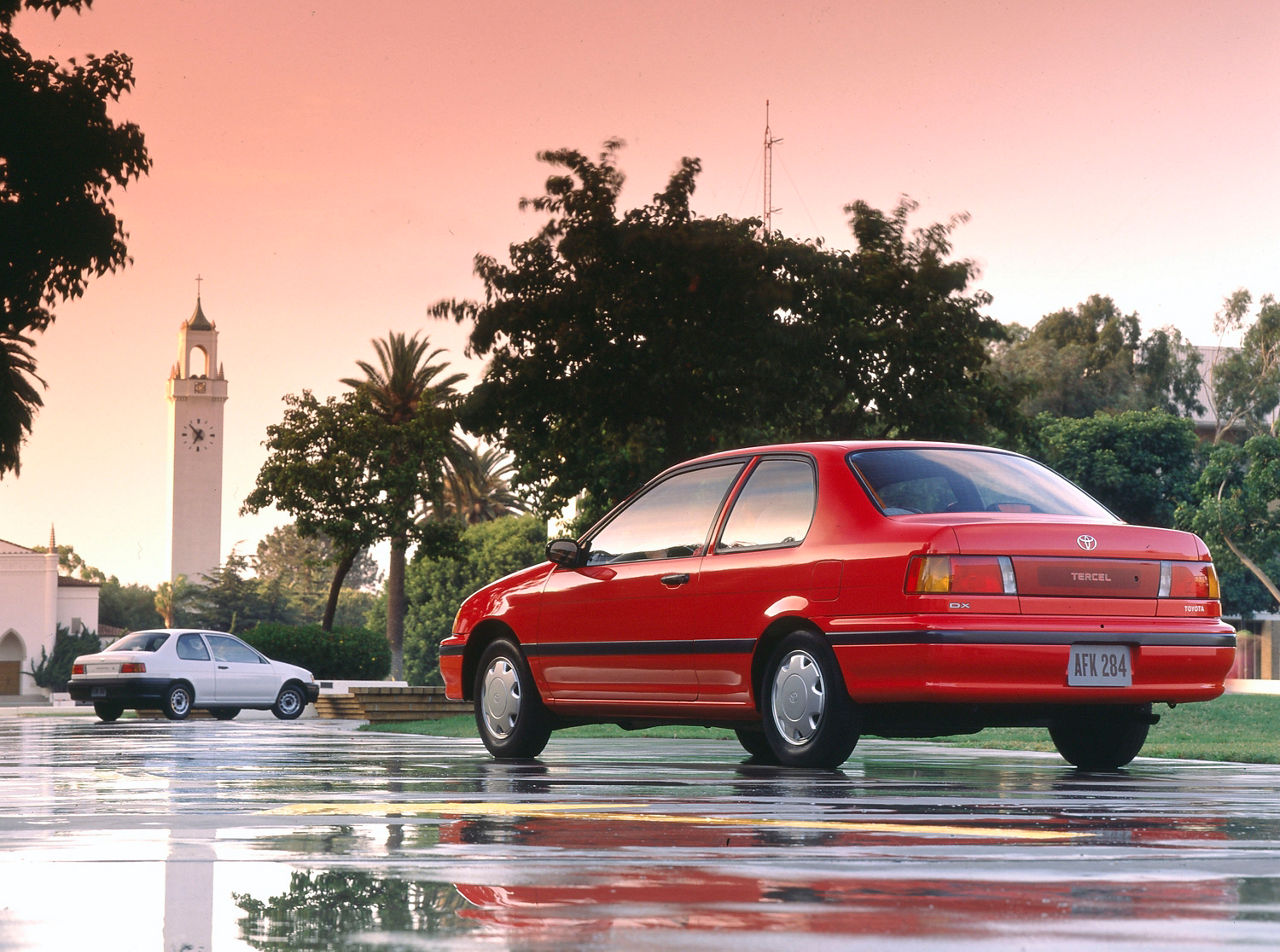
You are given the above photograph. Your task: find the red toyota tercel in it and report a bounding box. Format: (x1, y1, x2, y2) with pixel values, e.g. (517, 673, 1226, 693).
(441, 442, 1235, 770)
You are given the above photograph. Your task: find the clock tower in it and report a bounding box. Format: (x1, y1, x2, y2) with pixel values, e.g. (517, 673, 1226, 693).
(166, 295, 228, 583)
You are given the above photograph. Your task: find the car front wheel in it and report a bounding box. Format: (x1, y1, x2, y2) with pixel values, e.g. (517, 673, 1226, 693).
(162, 683, 193, 721)
(1049, 704, 1153, 770)
(474, 639, 552, 759)
(272, 685, 306, 720)
(93, 701, 124, 722)
(762, 631, 860, 769)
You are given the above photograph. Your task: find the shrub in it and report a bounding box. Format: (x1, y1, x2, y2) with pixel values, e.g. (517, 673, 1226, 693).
(243, 623, 390, 681)
(27, 625, 102, 692)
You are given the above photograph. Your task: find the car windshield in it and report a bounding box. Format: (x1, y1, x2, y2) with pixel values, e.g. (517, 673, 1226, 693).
(107, 631, 171, 652)
(847, 448, 1117, 520)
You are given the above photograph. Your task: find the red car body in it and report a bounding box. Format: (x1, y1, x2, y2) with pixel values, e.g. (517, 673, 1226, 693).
(442, 442, 1235, 768)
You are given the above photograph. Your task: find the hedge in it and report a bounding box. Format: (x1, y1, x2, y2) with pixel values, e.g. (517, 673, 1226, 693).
(243, 623, 390, 681)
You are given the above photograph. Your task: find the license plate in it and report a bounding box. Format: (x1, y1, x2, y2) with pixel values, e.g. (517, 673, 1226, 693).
(91, 687, 106, 698)
(1068, 645, 1132, 687)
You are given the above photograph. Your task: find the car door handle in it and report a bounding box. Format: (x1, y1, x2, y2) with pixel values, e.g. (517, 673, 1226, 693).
(218, 665, 229, 670)
(660, 573, 691, 587)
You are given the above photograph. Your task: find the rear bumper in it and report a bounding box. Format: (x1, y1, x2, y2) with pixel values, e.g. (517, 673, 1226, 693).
(827, 628, 1237, 704)
(67, 678, 171, 705)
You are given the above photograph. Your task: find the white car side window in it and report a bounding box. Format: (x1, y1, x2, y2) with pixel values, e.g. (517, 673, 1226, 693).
(176, 633, 211, 661)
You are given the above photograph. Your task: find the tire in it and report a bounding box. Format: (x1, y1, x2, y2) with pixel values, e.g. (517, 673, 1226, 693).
(210, 708, 241, 720)
(272, 684, 306, 720)
(762, 631, 860, 768)
(734, 728, 780, 763)
(93, 701, 124, 722)
(162, 683, 193, 721)
(1049, 704, 1152, 771)
(474, 639, 552, 759)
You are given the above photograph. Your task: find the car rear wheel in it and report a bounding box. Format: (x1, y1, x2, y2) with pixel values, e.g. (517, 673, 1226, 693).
(272, 685, 306, 720)
(474, 639, 552, 759)
(762, 631, 860, 768)
(210, 708, 241, 720)
(734, 728, 779, 763)
(162, 683, 193, 721)
(93, 701, 124, 722)
(1049, 704, 1153, 770)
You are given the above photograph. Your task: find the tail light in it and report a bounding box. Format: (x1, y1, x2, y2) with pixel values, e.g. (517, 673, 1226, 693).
(119, 662, 147, 674)
(72, 663, 86, 676)
(1159, 562, 1220, 600)
(908, 555, 1017, 595)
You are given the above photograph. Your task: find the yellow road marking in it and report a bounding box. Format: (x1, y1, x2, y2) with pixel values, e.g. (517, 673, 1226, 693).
(263, 801, 1077, 840)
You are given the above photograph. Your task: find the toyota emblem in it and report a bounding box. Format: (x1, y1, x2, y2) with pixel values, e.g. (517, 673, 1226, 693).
(1077, 535, 1098, 551)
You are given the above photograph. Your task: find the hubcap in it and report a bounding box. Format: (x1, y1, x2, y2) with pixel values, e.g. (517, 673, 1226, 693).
(770, 649, 825, 746)
(481, 658, 522, 739)
(278, 690, 301, 715)
(171, 689, 190, 715)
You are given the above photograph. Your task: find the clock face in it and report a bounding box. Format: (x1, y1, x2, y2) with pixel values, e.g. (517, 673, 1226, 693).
(180, 417, 217, 452)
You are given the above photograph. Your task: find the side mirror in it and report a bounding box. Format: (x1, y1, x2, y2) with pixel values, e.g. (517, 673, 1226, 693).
(546, 538, 587, 568)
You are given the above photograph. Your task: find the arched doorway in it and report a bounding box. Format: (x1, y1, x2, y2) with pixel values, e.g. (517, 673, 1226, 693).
(0, 630, 26, 696)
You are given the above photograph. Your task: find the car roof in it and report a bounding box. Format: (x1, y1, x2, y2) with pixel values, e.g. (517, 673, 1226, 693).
(664, 439, 1019, 472)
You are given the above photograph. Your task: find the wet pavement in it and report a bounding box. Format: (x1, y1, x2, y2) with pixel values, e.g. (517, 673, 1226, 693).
(1, 717, 1278, 951)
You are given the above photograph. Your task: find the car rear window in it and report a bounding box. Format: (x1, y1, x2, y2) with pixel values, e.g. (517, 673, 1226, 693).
(108, 632, 171, 652)
(847, 448, 1116, 520)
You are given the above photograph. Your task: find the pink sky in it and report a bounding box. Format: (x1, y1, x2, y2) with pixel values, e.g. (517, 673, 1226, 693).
(3, 0, 1278, 585)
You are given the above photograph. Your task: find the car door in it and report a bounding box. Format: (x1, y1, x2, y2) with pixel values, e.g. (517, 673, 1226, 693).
(532, 460, 746, 703)
(206, 634, 280, 704)
(173, 632, 218, 703)
(697, 456, 820, 702)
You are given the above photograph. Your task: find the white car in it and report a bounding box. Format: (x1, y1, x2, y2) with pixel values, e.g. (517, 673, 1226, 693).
(68, 628, 319, 722)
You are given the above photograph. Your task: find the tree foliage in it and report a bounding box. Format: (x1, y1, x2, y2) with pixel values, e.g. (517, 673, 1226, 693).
(339, 331, 463, 680)
(1177, 436, 1280, 617)
(401, 514, 546, 685)
(994, 295, 1203, 419)
(252, 523, 380, 625)
(1033, 410, 1198, 528)
(1, 0, 150, 475)
(434, 141, 1015, 522)
(1203, 290, 1280, 442)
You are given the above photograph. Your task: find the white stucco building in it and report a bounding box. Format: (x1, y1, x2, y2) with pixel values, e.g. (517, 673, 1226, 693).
(0, 535, 100, 698)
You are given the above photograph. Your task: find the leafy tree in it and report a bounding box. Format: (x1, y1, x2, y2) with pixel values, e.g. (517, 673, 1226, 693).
(994, 295, 1202, 419)
(340, 331, 463, 681)
(1032, 410, 1199, 528)
(400, 514, 546, 685)
(98, 578, 162, 631)
(1203, 290, 1280, 442)
(243, 391, 386, 630)
(252, 523, 380, 625)
(1177, 435, 1280, 617)
(30, 542, 105, 580)
(183, 553, 274, 633)
(435, 141, 1015, 522)
(1, 0, 150, 475)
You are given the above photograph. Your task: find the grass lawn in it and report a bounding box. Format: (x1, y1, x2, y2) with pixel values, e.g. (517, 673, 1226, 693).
(366, 694, 1280, 764)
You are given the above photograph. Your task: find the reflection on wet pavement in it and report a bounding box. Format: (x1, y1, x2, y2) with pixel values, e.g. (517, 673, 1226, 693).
(1, 717, 1278, 950)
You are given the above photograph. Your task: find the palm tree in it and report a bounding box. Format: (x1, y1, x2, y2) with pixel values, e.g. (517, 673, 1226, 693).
(0, 332, 45, 477)
(342, 331, 465, 680)
(155, 576, 188, 628)
(443, 444, 526, 524)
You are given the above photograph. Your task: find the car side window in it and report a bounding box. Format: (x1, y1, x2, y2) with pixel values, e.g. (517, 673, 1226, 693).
(176, 633, 211, 661)
(207, 635, 266, 664)
(717, 458, 816, 551)
(586, 463, 743, 565)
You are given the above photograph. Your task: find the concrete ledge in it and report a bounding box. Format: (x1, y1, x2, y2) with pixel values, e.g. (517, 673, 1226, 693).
(314, 685, 469, 722)
(1226, 678, 1280, 696)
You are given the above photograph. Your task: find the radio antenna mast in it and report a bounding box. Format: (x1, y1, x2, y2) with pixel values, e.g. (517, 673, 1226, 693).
(762, 100, 782, 235)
